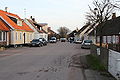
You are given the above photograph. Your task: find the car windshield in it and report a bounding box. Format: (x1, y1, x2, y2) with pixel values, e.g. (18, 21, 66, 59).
(39, 38, 43, 41)
(51, 37, 56, 40)
(84, 40, 92, 43)
(32, 39, 39, 42)
(61, 38, 66, 40)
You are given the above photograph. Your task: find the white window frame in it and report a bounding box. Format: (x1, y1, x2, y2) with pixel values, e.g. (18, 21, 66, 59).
(16, 32, 18, 40)
(20, 32, 22, 40)
(0, 31, 2, 41)
(3, 31, 6, 41)
(30, 34, 32, 40)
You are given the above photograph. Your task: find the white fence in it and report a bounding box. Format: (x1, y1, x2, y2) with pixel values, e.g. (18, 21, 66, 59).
(108, 50, 120, 80)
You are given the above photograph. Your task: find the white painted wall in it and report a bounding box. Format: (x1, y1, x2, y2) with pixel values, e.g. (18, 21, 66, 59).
(24, 19, 48, 41)
(109, 50, 120, 79)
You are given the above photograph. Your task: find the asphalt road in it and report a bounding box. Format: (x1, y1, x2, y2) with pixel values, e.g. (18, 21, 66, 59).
(0, 42, 90, 80)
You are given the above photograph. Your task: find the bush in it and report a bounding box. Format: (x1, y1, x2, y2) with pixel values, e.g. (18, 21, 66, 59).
(86, 54, 106, 71)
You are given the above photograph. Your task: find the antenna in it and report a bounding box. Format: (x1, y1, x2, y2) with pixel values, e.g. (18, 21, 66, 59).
(24, 8, 26, 18)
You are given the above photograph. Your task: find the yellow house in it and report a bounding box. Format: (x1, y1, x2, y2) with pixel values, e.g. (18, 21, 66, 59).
(0, 10, 34, 47)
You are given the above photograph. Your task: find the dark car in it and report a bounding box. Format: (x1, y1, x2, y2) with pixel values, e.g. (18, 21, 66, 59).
(30, 39, 43, 47)
(81, 40, 93, 49)
(39, 38, 47, 46)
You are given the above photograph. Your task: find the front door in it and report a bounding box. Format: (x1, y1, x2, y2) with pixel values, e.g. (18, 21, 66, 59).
(23, 33, 25, 44)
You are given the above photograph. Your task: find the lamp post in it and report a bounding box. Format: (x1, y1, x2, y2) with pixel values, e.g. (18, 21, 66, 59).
(93, 8, 98, 44)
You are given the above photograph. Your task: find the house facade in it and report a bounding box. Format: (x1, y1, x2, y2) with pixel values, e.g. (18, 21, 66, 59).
(74, 23, 91, 41)
(24, 19, 48, 41)
(0, 18, 10, 46)
(0, 10, 34, 47)
(38, 23, 48, 41)
(48, 27, 57, 40)
(95, 16, 120, 45)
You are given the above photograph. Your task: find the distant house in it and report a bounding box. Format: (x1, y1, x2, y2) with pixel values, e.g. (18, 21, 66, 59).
(88, 16, 120, 51)
(48, 27, 57, 40)
(95, 16, 120, 45)
(24, 18, 48, 41)
(0, 18, 10, 46)
(38, 23, 48, 41)
(0, 10, 34, 47)
(74, 23, 91, 41)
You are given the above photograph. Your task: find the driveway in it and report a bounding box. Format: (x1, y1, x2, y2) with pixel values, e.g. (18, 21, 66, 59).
(0, 42, 90, 80)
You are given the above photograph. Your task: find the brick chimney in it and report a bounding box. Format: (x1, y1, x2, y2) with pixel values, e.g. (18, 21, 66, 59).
(112, 13, 116, 19)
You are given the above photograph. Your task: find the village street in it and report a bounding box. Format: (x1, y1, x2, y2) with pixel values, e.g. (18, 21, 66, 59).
(0, 42, 90, 80)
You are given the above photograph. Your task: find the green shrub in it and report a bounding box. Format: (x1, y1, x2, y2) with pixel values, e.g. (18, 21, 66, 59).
(86, 54, 106, 71)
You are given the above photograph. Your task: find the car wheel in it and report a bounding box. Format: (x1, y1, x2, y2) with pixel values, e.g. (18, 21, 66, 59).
(38, 44, 41, 47)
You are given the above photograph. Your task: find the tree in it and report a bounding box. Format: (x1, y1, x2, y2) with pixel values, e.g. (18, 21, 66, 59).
(86, 0, 119, 46)
(57, 27, 70, 38)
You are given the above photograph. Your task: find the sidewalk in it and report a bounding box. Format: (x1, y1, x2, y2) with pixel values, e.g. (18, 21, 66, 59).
(85, 69, 115, 80)
(70, 53, 116, 80)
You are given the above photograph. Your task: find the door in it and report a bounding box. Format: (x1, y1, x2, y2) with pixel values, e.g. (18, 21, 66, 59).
(23, 33, 25, 44)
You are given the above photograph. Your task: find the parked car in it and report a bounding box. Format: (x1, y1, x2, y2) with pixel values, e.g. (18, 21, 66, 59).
(69, 37, 74, 43)
(49, 37, 57, 43)
(39, 38, 47, 46)
(30, 39, 43, 47)
(60, 38, 67, 42)
(81, 40, 93, 49)
(74, 40, 82, 44)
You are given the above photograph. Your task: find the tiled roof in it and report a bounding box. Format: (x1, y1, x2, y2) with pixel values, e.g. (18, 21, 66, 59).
(27, 19, 45, 33)
(0, 10, 33, 32)
(0, 19, 9, 31)
(38, 23, 48, 27)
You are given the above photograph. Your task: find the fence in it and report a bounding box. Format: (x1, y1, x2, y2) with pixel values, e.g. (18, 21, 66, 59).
(108, 44, 120, 52)
(90, 44, 120, 80)
(108, 50, 120, 79)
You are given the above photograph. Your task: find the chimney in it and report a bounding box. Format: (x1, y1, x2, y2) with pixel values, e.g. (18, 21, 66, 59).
(112, 13, 116, 19)
(32, 18, 35, 22)
(5, 7, 8, 12)
(48, 27, 51, 30)
(30, 16, 33, 19)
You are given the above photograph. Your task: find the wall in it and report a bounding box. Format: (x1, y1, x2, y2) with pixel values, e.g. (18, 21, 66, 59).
(42, 25, 48, 33)
(0, 31, 8, 46)
(10, 30, 34, 45)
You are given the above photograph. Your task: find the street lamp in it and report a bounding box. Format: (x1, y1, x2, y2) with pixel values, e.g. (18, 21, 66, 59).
(94, 8, 98, 44)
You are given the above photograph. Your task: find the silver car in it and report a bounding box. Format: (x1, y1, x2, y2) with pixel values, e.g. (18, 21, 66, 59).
(81, 40, 93, 49)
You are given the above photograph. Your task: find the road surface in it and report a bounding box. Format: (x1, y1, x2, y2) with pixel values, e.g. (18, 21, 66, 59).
(0, 42, 90, 80)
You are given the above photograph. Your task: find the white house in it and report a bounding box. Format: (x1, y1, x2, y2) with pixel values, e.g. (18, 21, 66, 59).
(24, 19, 48, 41)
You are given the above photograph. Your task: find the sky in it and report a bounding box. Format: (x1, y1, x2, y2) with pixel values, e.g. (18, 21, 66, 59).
(0, 0, 119, 32)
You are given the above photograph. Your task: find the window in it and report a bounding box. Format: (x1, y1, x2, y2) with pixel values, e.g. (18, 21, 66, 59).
(3, 32, 6, 41)
(20, 33, 22, 40)
(8, 16, 17, 24)
(0, 31, 2, 41)
(30, 34, 32, 40)
(40, 27, 42, 30)
(17, 19, 22, 26)
(16, 32, 18, 40)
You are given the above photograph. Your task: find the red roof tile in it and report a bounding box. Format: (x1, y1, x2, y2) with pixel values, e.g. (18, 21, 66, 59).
(0, 20, 9, 31)
(0, 10, 33, 32)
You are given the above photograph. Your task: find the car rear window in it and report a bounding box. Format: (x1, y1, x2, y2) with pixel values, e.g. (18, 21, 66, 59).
(32, 39, 39, 42)
(84, 40, 92, 43)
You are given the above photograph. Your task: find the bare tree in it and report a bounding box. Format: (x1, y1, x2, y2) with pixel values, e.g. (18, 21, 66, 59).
(57, 27, 70, 38)
(86, 0, 119, 46)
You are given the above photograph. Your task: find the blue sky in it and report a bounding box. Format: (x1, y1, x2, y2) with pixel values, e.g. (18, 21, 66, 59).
(0, 0, 115, 32)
